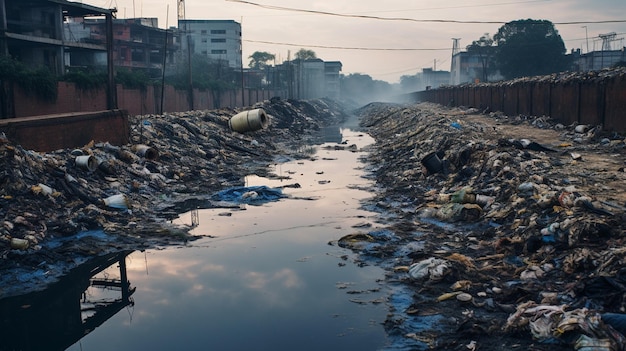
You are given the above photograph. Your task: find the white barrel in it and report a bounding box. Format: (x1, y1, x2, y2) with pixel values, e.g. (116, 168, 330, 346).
(229, 108, 269, 132)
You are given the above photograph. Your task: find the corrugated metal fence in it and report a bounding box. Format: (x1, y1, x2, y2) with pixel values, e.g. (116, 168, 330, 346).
(409, 68, 626, 132)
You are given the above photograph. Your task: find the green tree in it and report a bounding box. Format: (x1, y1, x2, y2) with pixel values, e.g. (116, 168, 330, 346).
(294, 49, 317, 61)
(248, 51, 275, 70)
(466, 33, 496, 82)
(494, 19, 569, 79)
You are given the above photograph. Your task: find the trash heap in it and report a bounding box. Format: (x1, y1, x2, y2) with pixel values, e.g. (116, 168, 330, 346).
(0, 97, 347, 297)
(342, 102, 626, 350)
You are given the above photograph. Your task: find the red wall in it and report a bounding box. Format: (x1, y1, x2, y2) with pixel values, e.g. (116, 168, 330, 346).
(410, 71, 626, 133)
(0, 110, 129, 152)
(8, 82, 285, 118)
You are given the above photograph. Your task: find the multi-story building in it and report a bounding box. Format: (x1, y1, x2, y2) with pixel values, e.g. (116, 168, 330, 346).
(274, 59, 342, 100)
(0, 0, 114, 75)
(178, 19, 242, 69)
(450, 51, 502, 85)
(324, 61, 342, 100)
(65, 17, 177, 77)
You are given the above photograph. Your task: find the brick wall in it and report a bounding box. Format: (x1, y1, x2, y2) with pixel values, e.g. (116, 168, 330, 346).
(0, 110, 129, 151)
(7, 82, 286, 118)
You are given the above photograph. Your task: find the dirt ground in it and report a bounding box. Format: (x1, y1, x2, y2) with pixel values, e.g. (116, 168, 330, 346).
(462, 112, 626, 205)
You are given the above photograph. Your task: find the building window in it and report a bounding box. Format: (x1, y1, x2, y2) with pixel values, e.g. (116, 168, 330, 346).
(211, 29, 226, 34)
(201, 30, 207, 35)
(201, 50, 207, 55)
(211, 38, 226, 43)
(201, 38, 207, 43)
(211, 50, 227, 54)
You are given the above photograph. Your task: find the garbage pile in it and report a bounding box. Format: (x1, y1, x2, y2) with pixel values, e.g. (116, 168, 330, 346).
(0, 97, 347, 297)
(342, 102, 626, 350)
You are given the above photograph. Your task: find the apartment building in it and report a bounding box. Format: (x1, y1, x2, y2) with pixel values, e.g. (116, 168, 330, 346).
(0, 0, 114, 75)
(178, 19, 242, 69)
(65, 17, 177, 77)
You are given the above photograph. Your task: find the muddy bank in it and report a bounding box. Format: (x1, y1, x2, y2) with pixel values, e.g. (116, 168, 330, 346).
(0, 98, 348, 298)
(343, 102, 626, 350)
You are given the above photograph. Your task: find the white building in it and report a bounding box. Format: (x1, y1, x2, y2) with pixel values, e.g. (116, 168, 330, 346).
(178, 19, 242, 69)
(450, 51, 503, 85)
(572, 48, 626, 71)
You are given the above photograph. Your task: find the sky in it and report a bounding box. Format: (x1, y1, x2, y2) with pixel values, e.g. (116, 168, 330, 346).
(88, 0, 626, 83)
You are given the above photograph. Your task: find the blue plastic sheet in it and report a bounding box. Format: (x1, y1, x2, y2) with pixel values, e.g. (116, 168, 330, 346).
(211, 186, 285, 205)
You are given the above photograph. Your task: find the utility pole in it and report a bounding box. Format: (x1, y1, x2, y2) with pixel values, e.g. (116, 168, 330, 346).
(582, 26, 589, 54)
(451, 38, 461, 84)
(178, 0, 193, 110)
(177, 0, 185, 20)
(240, 16, 244, 107)
(106, 11, 117, 110)
(160, 5, 169, 114)
(287, 50, 292, 99)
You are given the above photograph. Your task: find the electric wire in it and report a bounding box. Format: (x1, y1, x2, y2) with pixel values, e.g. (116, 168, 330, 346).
(244, 39, 449, 51)
(226, 0, 626, 25)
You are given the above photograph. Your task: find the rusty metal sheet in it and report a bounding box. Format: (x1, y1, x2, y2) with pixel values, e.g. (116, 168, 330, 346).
(479, 86, 491, 111)
(604, 74, 626, 132)
(503, 85, 518, 116)
(490, 86, 505, 113)
(551, 83, 579, 125)
(579, 82, 604, 126)
(442, 88, 453, 106)
(468, 87, 477, 108)
(517, 83, 532, 116)
(532, 82, 551, 117)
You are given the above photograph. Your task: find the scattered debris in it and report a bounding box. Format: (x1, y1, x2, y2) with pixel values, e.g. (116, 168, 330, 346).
(0, 98, 348, 298)
(342, 101, 626, 350)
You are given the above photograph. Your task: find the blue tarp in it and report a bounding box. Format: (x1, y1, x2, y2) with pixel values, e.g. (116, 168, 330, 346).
(211, 185, 285, 205)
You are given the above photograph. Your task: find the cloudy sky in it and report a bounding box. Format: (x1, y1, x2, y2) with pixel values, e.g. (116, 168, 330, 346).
(90, 0, 626, 83)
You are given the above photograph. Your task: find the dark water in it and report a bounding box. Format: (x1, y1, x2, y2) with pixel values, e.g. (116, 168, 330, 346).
(2, 127, 389, 350)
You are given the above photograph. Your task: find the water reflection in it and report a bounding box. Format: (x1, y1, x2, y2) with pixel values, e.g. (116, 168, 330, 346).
(0, 250, 135, 351)
(2, 125, 388, 351)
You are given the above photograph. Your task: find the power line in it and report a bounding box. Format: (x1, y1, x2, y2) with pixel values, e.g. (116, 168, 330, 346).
(244, 39, 450, 51)
(333, 0, 555, 15)
(226, 0, 626, 25)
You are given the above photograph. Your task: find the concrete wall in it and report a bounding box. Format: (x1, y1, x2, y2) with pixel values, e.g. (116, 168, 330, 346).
(0, 110, 129, 151)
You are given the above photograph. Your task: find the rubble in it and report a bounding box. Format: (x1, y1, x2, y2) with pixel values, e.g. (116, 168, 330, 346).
(345, 102, 626, 350)
(0, 97, 348, 297)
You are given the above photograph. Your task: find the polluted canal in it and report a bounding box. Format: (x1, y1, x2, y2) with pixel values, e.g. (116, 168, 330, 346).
(5, 90, 626, 351)
(3, 122, 391, 350)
